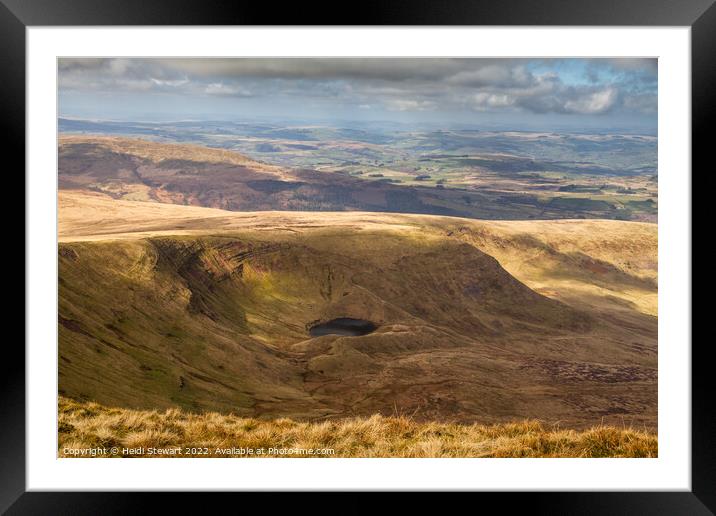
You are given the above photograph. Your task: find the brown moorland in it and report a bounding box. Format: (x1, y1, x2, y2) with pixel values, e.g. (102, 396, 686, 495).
(58, 190, 657, 430)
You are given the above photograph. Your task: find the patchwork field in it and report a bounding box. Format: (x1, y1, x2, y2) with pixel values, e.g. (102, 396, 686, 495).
(58, 135, 657, 222)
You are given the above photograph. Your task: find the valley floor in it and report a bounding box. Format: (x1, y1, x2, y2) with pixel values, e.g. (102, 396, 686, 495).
(59, 397, 657, 458)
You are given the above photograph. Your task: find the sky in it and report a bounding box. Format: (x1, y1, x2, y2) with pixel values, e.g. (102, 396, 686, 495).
(58, 58, 657, 134)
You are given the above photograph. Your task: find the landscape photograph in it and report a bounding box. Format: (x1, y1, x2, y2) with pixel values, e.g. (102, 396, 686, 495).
(57, 58, 658, 458)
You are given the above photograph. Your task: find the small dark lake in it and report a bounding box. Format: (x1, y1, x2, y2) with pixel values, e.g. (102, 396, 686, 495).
(309, 318, 377, 337)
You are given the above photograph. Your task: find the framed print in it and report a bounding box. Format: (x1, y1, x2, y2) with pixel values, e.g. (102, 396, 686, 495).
(5, 0, 711, 512)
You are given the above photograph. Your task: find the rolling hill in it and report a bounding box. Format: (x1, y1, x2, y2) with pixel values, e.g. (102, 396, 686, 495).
(58, 135, 656, 221)
(58, 190, 657, 429)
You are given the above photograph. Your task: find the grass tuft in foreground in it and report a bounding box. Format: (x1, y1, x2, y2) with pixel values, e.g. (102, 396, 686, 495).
(58, 397, 657, 458)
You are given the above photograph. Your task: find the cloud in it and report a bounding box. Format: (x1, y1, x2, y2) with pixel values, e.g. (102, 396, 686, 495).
(203, 82, 252, 97)
(604, 58, 657, 73)
(564, 87, 619, 114)
(622, 92, 657, 114)
(58, 58, 657, 119)
(385, 99, 436, 111)
(470, 92, 517, 110)
(448, 64, 533, 88)
(151, 78, 190, 88)
(155, 58, 473, 81)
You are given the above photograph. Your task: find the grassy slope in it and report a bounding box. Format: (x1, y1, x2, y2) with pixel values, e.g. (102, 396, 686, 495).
(58, 191, 657, 429)
(59, 397, 657, 458)
(60, 190, 657, 316)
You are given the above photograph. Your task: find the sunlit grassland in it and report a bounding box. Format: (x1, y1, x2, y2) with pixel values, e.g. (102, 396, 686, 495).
(59, 397, 657, 458)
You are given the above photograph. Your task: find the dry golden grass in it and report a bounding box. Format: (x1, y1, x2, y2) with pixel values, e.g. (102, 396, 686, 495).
(59, 397, 657, 458)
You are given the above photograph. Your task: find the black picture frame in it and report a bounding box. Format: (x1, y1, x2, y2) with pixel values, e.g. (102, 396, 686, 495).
(5, 0, 709, 513)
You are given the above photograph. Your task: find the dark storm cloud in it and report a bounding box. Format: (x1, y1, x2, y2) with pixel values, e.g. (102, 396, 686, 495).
(58, 57, 657, 118)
